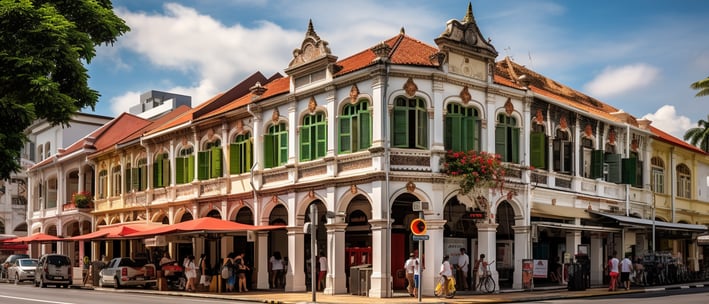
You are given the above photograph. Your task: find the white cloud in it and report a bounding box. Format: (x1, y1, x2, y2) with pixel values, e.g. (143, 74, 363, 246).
(108, 3, 302, 115)
(642, 105, 693, 140)
(110, 91, 141, 115)
(584, 64, 660, 98)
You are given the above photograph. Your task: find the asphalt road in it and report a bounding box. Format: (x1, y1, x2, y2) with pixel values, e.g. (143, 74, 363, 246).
(531, 286, 709, 304)
(0, 282, 243, 304)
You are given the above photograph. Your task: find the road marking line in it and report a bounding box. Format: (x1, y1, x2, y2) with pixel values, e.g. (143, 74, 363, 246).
(0, 294, 76, 304)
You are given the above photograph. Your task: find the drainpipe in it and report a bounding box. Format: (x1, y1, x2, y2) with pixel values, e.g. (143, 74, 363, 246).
(670, 146, 675, 222)
(381, 58, 391, 298)
(625, 124, 630, 216)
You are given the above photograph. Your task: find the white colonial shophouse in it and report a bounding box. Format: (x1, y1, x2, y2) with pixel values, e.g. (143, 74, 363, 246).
(26, 3, 708, 297)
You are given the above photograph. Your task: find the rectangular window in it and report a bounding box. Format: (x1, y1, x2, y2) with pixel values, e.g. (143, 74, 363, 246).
(677, 175, 691, 198)
(265, 123, 288, 169)
(229, 138, 252, 175)
(153, 154, 170, 188)
(392, 97, 428, 149)
(175, 155, 195, 184)
(530, 131, 546, 169)
(98, 171, 107, 199)
(605, 153, 622, 183)
(553, 139, 573, 174)
(112, 167, 121, 196)
(651, 168, 664, 193)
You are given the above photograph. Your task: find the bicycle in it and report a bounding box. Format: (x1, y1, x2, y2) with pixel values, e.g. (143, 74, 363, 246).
(434, 275, 456, 298)
(476, 260, 496, 294)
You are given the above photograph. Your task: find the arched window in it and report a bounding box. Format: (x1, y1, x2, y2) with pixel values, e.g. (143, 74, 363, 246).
(676, 163, 691, 198)
(339, 99, 371, 154)
(230, 133, 253, 175)
(650, 157, 665, 194)
(111, 166, 121, 196)
(98, 170, 108, 199)
(553, 129, 573, 174)
(495, 113, 519, 163)
(45, 142, 50, 158)
(176, 146, 194, 184)
(445, 103, 480, 152)
(137, 158, 148, 190)
(265, 122, 288, 168)
(300, 112, 327, 161)
(153, 152, 170, 188)
(198, 140, 222, 180)
(392, 96, 428, 149)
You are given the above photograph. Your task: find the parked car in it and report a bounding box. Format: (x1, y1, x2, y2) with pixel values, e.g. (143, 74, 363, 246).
(98, 257, 156, 289)
(1, 254, 30, 282)
(34, 254, 72, 288)
(8, 258, 38, 284)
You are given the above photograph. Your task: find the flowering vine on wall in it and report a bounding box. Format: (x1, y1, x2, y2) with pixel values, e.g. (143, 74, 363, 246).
(71, 191, 93, 208)
(441, 150, 507, 195)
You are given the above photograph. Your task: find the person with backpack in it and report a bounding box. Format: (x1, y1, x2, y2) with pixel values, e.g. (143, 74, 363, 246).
(222, 252, 236, 292)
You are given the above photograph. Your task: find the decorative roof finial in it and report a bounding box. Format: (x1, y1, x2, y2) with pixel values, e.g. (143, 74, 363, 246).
(463, 2, 474, 23)
(400, 27, 405, 35)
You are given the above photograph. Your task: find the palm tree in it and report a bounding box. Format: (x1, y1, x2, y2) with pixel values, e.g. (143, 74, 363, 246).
(690, 76, 709, 97)
(684, 115, 709, 152)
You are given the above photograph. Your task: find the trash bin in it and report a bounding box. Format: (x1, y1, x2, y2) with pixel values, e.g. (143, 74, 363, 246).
(359, 266, 372, 296)
(567, 263, 586, 291)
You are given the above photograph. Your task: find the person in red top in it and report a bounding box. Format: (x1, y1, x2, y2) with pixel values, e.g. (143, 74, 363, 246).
(607, 252, 620, 291)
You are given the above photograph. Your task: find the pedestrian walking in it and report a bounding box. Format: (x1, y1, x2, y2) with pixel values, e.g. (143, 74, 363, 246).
(608, 253, 619, 291)
(404, 252, 416, 296)
(457, 248, 469, 290)
(620, 255, 632, 290)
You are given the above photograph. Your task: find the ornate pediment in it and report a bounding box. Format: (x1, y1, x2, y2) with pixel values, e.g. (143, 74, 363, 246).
(288, 20, 333, 68)
(435, 3, 498, 61)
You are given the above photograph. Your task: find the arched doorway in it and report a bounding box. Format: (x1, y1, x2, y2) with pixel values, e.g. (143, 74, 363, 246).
(303, 200, 326, 291)
(495, 201, 515, 288)
(390, 193, 419, 290)
(232, 206, 254, 288)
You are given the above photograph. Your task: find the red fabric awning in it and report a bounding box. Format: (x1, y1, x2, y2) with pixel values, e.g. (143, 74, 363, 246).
(6, 233, 64, 243)
(68, 223, 165, 241)
(127, 217, 284, 238)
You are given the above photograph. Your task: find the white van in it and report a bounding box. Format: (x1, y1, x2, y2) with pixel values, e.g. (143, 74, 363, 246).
(34, 254, 72, 288)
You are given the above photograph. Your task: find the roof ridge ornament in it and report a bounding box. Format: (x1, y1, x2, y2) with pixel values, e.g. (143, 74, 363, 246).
(435, 2, 498, 59)
(462, 2, 474, 24)
(288, 19, 332, 68)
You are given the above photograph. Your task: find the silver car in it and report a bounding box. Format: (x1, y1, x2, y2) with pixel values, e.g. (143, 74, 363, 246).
(8, 258, 38, 284)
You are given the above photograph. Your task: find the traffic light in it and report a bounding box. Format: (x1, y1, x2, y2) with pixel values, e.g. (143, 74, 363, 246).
(410, 218, 427, 235)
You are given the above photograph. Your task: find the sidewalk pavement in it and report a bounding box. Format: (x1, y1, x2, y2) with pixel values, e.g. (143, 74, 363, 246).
(87, 281, 709, 304)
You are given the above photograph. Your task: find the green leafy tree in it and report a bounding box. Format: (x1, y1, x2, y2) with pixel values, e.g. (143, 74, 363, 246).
(684, 116, 709, 152)
(690, 76, 709, 97)
(0, 0, 129, 179)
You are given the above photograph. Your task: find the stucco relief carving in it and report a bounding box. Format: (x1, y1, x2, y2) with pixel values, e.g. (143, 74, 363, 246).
(460, 86, 471, 104)
(404, 78, 418, 97)
(406, 181, 416, 193)
(308, 97, 317, 113)
(349, 84, 359, 104)
(272, 109, 280, 123)
(504, 98, 514, 115)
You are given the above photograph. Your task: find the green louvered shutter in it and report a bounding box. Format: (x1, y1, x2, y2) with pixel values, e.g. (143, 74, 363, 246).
(244, 139, 252, 172)
(229, 143, 239, 175)
(279, 131, 288, 166)
(300, 126, 311, 161)
(339, 116, 351, 153)
(445, 115, 459, 151)
(591, 150, 603, 178)
(392, 108, 408, 147)
(131, 168, 140, 190)
(187, 155, 195, 182)
(530, 131, 546, 169)
(511, 127, 520, 163)
(606, 153, 622, 183)
(316, 122, 326, 158)
(162, 157, 170, 186)
(416, 107, 427, 149)
(211, 147, 222, 178)
(264, 134, 274, 168)
(154, 156, 163, 188)
(622, 157, 637, 185)
(359, 111, 371, 150)
(176, 157, 185, 184)
(463, 116, 475, 151)
(495, 125, 506, 161)
(125, 169, 131, 191)
(197, 151, 209, 180)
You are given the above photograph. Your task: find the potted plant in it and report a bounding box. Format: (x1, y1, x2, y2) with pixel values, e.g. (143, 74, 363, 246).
(71, 191, 93, 208)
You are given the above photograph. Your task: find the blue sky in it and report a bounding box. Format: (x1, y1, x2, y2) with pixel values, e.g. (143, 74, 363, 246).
(87, 0, 709, 140)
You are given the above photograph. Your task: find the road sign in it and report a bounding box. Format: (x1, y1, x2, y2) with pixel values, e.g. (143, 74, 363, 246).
(410, 218, 427, 235)
(412, 235, 429, 241)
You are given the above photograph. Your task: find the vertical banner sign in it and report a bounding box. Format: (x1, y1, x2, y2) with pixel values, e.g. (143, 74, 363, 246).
(522, 259, 534, 290)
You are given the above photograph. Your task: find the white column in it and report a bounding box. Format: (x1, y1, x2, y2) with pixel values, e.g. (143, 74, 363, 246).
(477, 222, 499, 292)
(367, 219, 391, 298)
(566, 230, 581, 255)
(512, 225, 531, 289)
(590, 234, 604, 285)
(324, 222, 347, 294)
(286, 227, 306, 292)
(256, 231, 269, 289)
(424, 219, 446, 296)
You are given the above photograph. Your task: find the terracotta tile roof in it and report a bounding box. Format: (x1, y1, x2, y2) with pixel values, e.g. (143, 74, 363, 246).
(145, 93, 223, 136)
(494, 58, 624, 123)
(198, 76, 290, 120)
(193, 72, 269, 119)
(29, 113, 151, 171)
(335, 33, 439, 76)
(649, 126, 707, 155)
(113, 105, 192, 148)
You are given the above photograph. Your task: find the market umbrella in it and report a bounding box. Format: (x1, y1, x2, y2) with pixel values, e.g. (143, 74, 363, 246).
(127, 217, 283, 238)
(7, 232, 64, 243)
(68, 223, 165, 241)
